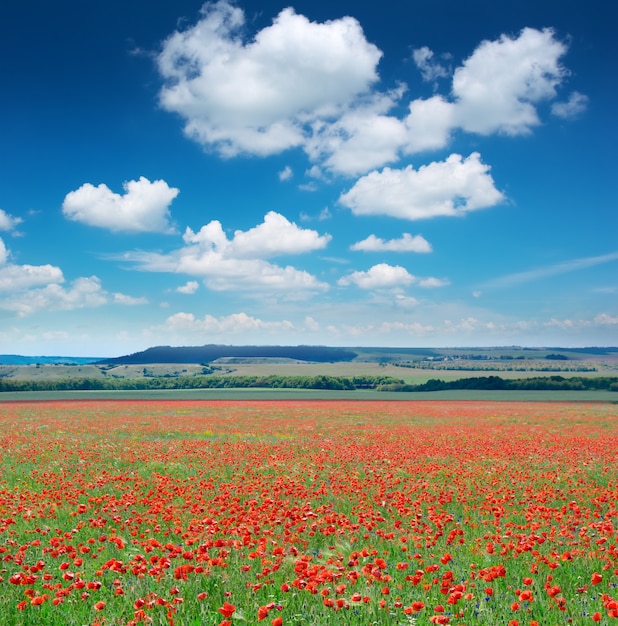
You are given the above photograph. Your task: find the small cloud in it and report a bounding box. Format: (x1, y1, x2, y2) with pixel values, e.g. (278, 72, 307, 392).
(176, 280, 199, 294)
(318, 207, 332, 221)
(594, 313, 618, 325)
(165, 311, 295, 334)
(299, 182, 319, 192)
(62, 176, 179, 233)
(351, 233, 432, 253)
(113, 293, 148, 305)
(304, 316, 320, 331)
(301, 207, 332, 222)
(551, 91, 589, 119)
(412, 46, 450, 83)
(418, 277, 450, 288)
(338, 263, 415, 289)
(0, 209, 23, 232)
(278, 165, 293, 181)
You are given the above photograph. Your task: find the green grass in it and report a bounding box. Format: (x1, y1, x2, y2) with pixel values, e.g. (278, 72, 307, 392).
(0, 388, 616, 401)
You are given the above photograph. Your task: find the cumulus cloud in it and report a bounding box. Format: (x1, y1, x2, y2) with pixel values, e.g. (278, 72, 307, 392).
(338, 263, 415, 289)
(156, 7, 578, 176)
(0, 238, 148, 316)
(351, 233, 432, 253)
(165, 311, 294, 334)
(305, 89, 408, 175)
(223, 211, 331, 258)
(450, 27, 568, 135)
(0, 276, 108, 317)
(125, 212, 329, 295)
(157, 1, 381, 157)
(551, 91, 589, 119)
(176, 280, 199, 294)
(0, 209, 23, 232)
(62, 177, 179, 233)
(339, 152, 504, 220)
(0, 261, 64, 292)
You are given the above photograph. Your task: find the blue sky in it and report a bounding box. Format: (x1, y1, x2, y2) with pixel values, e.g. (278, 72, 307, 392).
(0, 0, 616, 356)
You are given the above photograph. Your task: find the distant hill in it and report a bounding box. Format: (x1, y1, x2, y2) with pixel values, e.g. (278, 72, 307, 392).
(0, 355, 103, 365)
(97, 344, 358, 364)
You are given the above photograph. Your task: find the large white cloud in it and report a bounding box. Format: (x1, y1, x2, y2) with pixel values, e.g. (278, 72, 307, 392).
(350, 233, 432, 253)
(62, 177, 179, 233)
(339, 152, 504, 219)
(126, 212, 329, 295)
(157, 1, 381, 157)
(450, 27, 568, 135)
(225, 210, 331, 258)
(338, 263, 415, 289)
(156, 5, 579, 176)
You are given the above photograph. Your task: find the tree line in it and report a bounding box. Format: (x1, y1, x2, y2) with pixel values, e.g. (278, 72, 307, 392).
(378, 375, 618, 392)
(0, 374, 401, 392)
(1, 374, 617, 393)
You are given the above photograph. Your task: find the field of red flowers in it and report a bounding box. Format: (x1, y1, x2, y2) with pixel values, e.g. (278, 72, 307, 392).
(0, 399, 616, 625)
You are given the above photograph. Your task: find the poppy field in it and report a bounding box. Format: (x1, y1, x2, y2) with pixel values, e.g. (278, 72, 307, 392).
(0, 399, 617, 625)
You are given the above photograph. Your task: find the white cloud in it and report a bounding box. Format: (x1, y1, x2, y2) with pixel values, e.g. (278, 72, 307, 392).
(351, 233, 432, 253)
(412, 46, 450, 83)
(0, 262, 64, 292)
(278, 166, 293, 181)
(305, 89, 408, 176)
(594, 313, 618, 325)
(451, 27, 568, 135)
(404, 95, 455, 153)
(418, 277, 450, 288)
(125, 212, 329, 295)
(0, 276, 108, 317)
(339, 152, 504, 220)
(338, 263, 415, 289)
(62, 177, 179, 233)
(113, 293, 148, 305)
(0, 209, 23, 232)
(0, 237, 7, 265)
(165, 311, 294, 334)
(551, 91, 589, 119)
(157, 1, 381, 157)
(176, 280, 199, 294)
(225, 211, 331, 258)
(157, 8, 577, 177)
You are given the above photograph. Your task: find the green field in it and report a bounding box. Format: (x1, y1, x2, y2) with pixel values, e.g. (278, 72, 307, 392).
(0, 388, 616, 402)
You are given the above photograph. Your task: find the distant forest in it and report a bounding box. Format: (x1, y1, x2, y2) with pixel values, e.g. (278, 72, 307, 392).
(98, 344, 358, 364)
(1, 374, 616, 393)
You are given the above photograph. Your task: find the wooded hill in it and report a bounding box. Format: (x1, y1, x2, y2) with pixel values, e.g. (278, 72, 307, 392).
(98, 344, 357, 364)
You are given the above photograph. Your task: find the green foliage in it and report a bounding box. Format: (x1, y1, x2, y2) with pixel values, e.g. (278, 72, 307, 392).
(0, 374, 403, 393)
